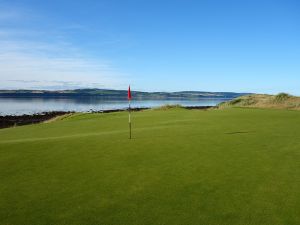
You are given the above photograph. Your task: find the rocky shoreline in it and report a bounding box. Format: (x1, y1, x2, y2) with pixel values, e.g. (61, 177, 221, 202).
(0, 108, 149, 129)
(0, 106, 214, 129)
(0, 111, 73, 129)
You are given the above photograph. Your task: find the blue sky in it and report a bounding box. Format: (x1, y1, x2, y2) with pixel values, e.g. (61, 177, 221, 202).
(0, 0, 299, 94)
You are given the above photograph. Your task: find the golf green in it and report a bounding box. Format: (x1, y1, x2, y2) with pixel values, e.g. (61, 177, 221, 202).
(1, 108, 300, 225)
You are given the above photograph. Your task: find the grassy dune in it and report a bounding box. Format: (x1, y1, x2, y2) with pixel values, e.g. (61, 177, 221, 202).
(219, 93, 300, 110)
(1, 108, 300, 225)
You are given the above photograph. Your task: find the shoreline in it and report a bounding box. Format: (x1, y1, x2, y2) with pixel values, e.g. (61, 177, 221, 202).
(0, 106, 215, 129)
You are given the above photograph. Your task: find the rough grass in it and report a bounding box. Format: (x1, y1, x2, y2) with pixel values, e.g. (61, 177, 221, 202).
(274, 93, 291, 103)
(0, 108, 300, 225)
(219, 93, 300, 110)
(153, 104, 184, 110)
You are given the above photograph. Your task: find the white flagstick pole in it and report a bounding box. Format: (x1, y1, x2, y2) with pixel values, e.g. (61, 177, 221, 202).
(129, 99, 131, 139)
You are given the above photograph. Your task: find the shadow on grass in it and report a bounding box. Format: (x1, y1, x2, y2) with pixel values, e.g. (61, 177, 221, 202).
(225, 131, 253, 135)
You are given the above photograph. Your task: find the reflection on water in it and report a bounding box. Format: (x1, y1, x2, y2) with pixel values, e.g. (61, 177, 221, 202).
(0, 97, 229, 115)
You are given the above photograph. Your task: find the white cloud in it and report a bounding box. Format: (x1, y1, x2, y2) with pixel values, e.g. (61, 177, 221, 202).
(0, 32, 127, 90)
(0, 5, 127, 90)
(0, 38, 126, 89)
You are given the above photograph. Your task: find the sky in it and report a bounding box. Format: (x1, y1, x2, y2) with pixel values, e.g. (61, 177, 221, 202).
(0, 0, 299, 94)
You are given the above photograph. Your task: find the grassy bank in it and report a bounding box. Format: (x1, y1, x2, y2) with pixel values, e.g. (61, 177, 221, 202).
(1, 108, 300, 224)
(219, 93, 300, 110)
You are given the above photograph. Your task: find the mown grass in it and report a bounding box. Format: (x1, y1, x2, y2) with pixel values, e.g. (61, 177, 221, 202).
(0, 108, 300, 225)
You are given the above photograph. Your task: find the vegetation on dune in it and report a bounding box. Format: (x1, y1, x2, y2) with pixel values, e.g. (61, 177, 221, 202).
(0, 108, 300, 225)
(153, 104, 184, 110)
(274, 92, 291, 102)
(219, 93, 300, 110)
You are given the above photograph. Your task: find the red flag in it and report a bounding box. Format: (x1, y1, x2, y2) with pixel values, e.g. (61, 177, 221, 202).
(127, 85, 132, 100)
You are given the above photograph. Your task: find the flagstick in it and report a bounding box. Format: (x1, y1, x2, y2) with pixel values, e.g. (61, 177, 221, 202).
(129, 100, 131, 139)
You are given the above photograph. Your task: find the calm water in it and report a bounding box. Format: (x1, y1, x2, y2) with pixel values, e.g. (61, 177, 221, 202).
(0, 97, 229, 115)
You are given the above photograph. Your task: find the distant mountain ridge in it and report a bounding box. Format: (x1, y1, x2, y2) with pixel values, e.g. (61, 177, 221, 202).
(0, 89, 249, 99)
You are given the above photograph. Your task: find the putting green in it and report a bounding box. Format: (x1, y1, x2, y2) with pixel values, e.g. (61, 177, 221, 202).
(0, 108, 300, 225)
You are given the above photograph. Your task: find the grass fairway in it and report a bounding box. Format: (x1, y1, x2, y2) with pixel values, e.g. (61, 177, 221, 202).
(1, 108, 300, 225)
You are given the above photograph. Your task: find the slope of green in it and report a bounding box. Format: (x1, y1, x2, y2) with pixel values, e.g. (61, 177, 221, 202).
(0, 108, 300, 225)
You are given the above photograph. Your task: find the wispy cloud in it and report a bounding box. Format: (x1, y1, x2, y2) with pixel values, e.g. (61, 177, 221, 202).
(0, 4, 127, 90)
(7, 79, 106, 90)
(0, 9, 22, 21)
(0, 3, 31, 22)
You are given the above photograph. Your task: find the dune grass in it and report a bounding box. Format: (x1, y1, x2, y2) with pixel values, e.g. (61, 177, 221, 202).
(219, 93, 300, 110)
(0, 108, 300, 225)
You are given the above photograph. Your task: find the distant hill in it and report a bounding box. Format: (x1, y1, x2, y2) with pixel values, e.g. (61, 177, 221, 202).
(0, 89, 248, 99)
(219, 93, 300, 110)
